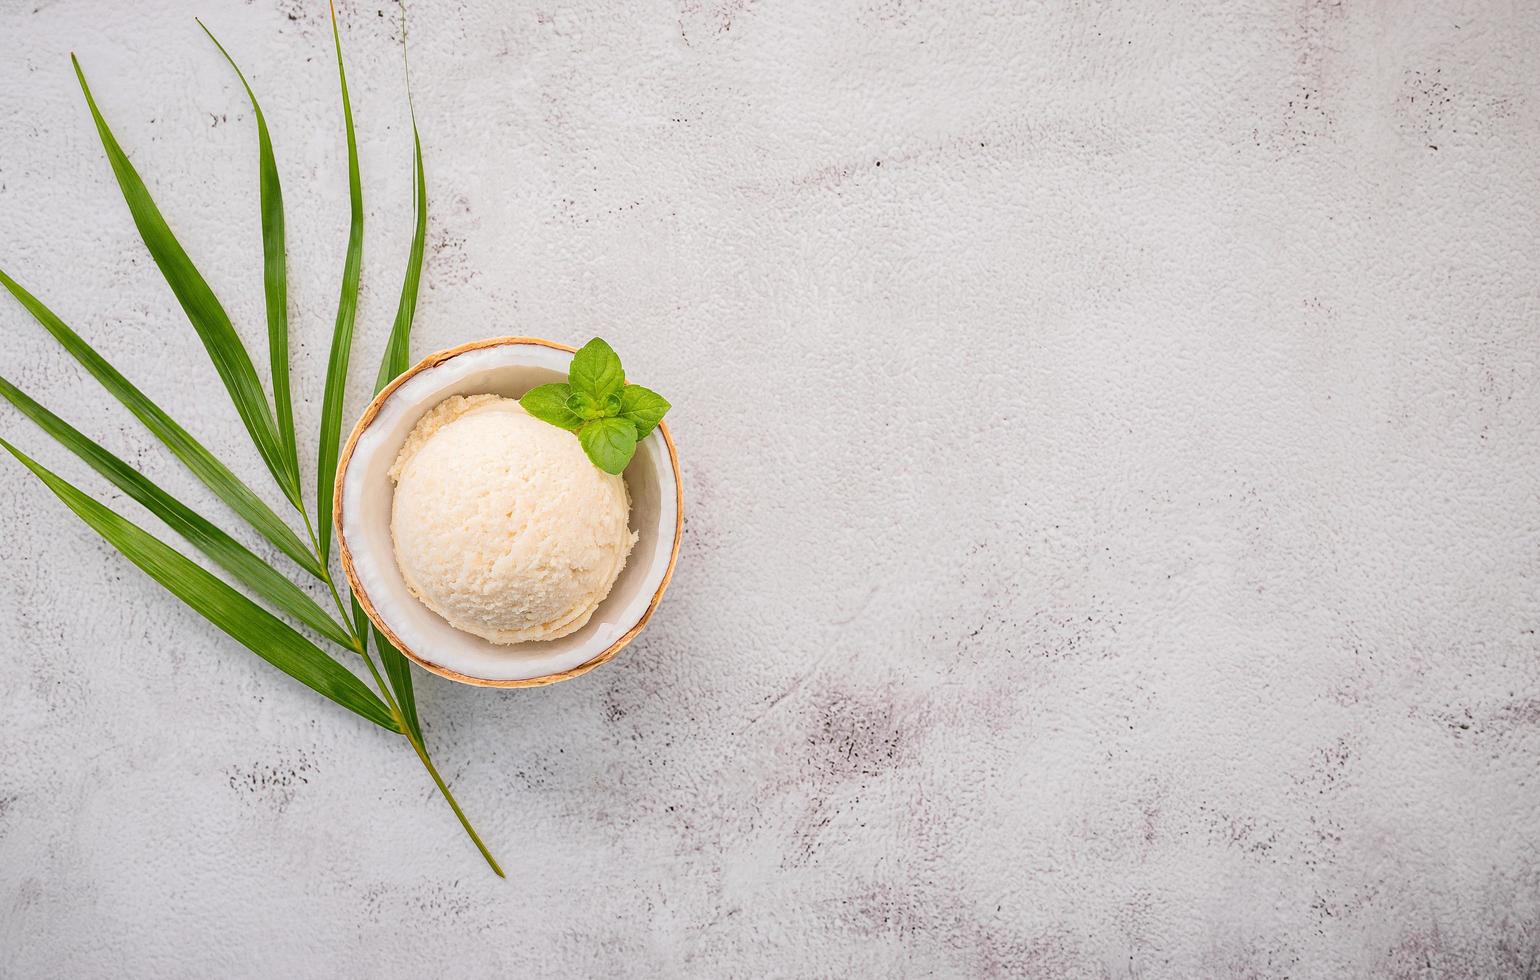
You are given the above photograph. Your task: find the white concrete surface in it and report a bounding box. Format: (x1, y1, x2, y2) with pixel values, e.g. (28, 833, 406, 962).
(2, 0, 1538, 976)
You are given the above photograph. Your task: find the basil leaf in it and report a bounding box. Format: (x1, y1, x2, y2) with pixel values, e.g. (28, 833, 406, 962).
(617, 384, 670, 440)
(569, 337, 624, 401)
(578, 417, 637, 475)
(566, 390, 609, 421)
(520, 383, 583, 431)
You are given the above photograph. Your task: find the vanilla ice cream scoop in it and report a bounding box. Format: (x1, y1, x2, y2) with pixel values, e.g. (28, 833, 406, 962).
(388, 394, 636, 644)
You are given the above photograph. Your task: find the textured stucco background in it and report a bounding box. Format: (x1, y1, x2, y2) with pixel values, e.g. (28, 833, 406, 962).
(1, 0, 1538, 976)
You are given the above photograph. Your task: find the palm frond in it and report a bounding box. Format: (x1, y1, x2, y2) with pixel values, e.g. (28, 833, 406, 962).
(371, 65, 430, 748)
(0, 375, 353, 649)
(72, 56, 300, 508)
(1, 438, 397, 731)
(0, 269, 322, 580)
(198, 21, 300, 487)
(0, 17, 505, 877)
(316, 3, 365, 568)
(377, 109, 426, 390)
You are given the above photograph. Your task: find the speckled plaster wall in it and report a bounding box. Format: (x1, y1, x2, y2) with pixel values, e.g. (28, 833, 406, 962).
(1, 0, 1538, 977)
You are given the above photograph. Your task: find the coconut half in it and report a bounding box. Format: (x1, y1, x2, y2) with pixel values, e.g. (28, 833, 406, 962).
(334, 337, 682, 687)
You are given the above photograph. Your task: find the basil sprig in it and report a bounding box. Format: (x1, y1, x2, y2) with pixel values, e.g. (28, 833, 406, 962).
(520, 338, 671, 474)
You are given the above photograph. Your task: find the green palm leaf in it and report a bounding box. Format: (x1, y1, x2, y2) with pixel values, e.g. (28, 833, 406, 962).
(377, 110, 426, 391)
(0, 376, 353, 649)
(315, 4, 364, 568)
(350, 593, 369, 645)
(72, 56, 300, 509)
(198, 21, 300, 484)
(376, 627, 422, 742)
(0, 438, 398, 731)
(0, 269, 322, 580)
(371, 90, 429, 746)
(346, 593, 419, 744)
(1, 18, 504, 878)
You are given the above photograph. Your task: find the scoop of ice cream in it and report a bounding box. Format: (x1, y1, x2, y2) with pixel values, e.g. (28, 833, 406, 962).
(388, 393, 636, 644)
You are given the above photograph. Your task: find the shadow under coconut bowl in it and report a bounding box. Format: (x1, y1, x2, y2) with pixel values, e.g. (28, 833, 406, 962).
(334, 337, 682, 687)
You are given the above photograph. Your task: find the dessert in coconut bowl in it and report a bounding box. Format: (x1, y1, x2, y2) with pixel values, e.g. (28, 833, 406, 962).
(335, 337, 682, 687)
